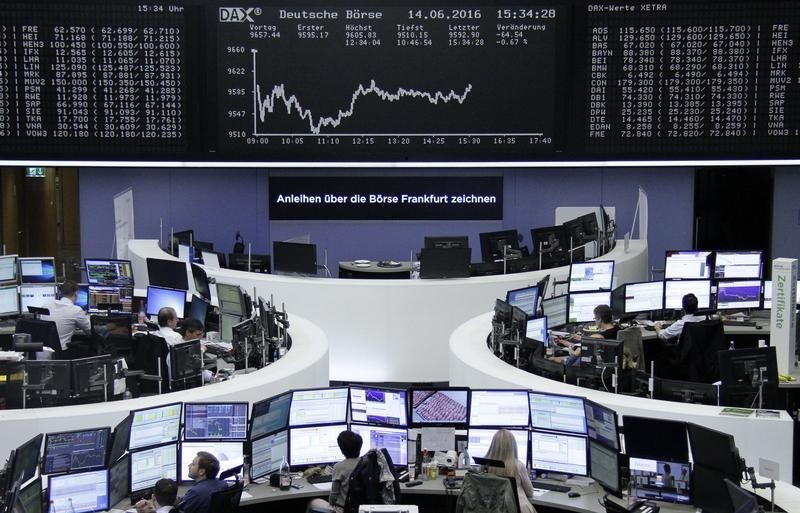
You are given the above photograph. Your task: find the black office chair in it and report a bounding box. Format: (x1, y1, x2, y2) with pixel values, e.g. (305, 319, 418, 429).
(208, 480, 244, 513)
(343, 449, 401, 513)
(456, 472, 520, 513)
(90, 314, 134, 358)
(678, 319, 726, 383)
(129, 333, 170, 395)
(14, 318, 62, 359)
(618, 327, 645, 371)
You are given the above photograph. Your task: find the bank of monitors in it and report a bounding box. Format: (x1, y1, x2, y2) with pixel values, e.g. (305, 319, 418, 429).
(84, 259, 134, 287)
(664, 251, 713, 280)
(48, 469, 109, 513)
(0, 285, 19, 317)
(714, 251, 762, 280)
(216, 282, 246, 318)
(569, 260, 614, 292)
(614, 280, 664, 315)
(530, 430, 588, 476)
(9, 434, 43, 487)
(18, 257, 56, 284)
(469, 390, 529, 428)
(479, 230, 520, 263)
(542, 294, 568, 329)
(664, 280, 711, 310)
(289, 388, 349, 427)
(273, 241, 317, 275)
(583, 399, 619, 450)
(0, 254, 18, 285)
(128, 403, 182, 451)
(568, 291, 612, 324)
(424, 235, 469, 250)
(467, 428, 529, 466)
(43, 428, 110, 475)
(288, 423, 348, 467)
(349, 387, 407, 427)
(419, 247, 471, 279)
(506, 285, 539, 317)
(349, 425, 409, 466)
(629, 457, 692, 504)
(526, 316, 548, 347)
(589, 440, 622, 497)
(250, 430, 289, 480)
(529, 392, 586, 435)
(145, 286, 186, 318)
(183, 402, 248, 441)
(19, 284, 56, 312)
(179, 441, 244, 482)
(250, 392, 292, 440)
(129, 443, 178, 497)
(409, 387, 470, 428)
(146, 258, 189, 291)
(716, 280, 762, 310)
(87, 285, 134, 314)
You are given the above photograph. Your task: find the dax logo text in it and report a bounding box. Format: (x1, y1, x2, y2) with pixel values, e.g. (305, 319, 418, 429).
(219, 7, 257, 22)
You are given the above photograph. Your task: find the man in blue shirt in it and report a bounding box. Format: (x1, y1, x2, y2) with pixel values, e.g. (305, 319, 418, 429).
(178, 451, 230, 513)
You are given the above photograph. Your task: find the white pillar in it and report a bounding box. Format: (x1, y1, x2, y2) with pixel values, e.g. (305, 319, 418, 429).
(770, 258, 798, 376)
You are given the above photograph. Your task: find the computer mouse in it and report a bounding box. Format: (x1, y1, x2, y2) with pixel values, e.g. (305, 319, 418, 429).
(567, 491, 580, 498)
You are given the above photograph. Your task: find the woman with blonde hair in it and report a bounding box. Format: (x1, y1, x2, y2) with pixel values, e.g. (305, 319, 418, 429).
(484, 429, 537, 513)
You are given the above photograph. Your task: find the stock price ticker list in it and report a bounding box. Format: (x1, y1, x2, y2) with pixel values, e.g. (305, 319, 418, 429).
(217, 4, 560, 160)
(586, 1, 800, 156)
(0, 2, 189, 155)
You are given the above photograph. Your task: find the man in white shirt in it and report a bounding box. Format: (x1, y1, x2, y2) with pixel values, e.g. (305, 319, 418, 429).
(157, 306, 183, 346)
(655, 293, 706, 341)
(40, 280, 91, 352)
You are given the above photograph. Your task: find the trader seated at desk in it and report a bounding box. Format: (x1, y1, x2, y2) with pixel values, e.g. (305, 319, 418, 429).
(550, 304, 619, 366)
(40, 279, 91, 357)
(654, 293, 704, 342)
(134, 478, 178, 513)
(307, 430, 363, 513)
(157, 306, 183, 346)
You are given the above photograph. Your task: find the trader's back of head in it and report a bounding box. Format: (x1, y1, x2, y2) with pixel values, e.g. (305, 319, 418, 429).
(158, 307, 178, 328)
(593, 304, 613, 324)
(337, 430, 363, 459)
(59, 280, 79, 299)
(682, 293, 699, 314)
(153, 478, 178, 507)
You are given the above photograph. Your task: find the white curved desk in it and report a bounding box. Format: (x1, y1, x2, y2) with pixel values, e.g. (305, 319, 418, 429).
(449, 312, 798, 498)
(0, 316, 329, 459)
(129, 239, 648, 382)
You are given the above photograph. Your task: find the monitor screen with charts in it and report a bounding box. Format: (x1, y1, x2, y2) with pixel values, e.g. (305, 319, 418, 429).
(714, 251, 762, 280)
(43, 427, 110, 475)
(530, 430, 588, 476)
(19, 285, 56, 312)
(129, 444, 178, 494)
(349, 425, 409, 466)
(526, 316, 548, 346)
(289, 424, 349, 467)
(664, 251, 713, 280)
(506, 285, 539, 317)
(87, 285, 134, 313)
(145, 286, 186, 318)
(467, 428, 529, 466)
(469, 390, 530, 428)
(568, 291, 612, 324)
(664, 280, 711, 310)
(716, 280, 762, 310)
(48, 469, 108, 513)
(409, 388, 469, 428)
(529, 392, 587, 435)
(0, 254, 18, 285)
(18, 257, 56, 284)
(129, 403, 182, 451)
(0, 285, 19, 317)
(622, 281, 664, 314)
(542, 295, 568, 329)
(350, 387, 407, 427)
(180, 442, 244, 482)
(629, 457, 692, 504)
(183, 402, 248, 441)
(250, 430, 289, 480)
(84, 259, 134, 287)
(289, 388, 349, 427)
(250, 392, 292, 439)
(569, 260, 614, 292)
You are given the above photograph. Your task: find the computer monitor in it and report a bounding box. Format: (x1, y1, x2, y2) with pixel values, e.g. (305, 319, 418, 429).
(529, 356, 566, 381)
(188, 295, 210, 323)
(170, 340, 202, 383)
(622, 416, 689, 462)
(227, 253, 271, 274)
(189, 263, 211, 301)
(179, 442, 244, 483)
(589, 440, 622, 498)
(129, 443, 178, 495)
(273, 241, 317, 275)
(170, 229, 194, 248)
(423, 235, 469, 250)
(479, 230, 520, 263)
(0, 254, 18, 285)
(569, 261, 614, 292)
(618, 280, 664, 315)
(664, 250, 713, 280)
(724, 479, 758, 513)
(687, 423, 741, 476)
(201, 251, 225, 269)
(409, 388, 470, 428)
(145, 258, 189, 291)
(663, 280, 711, 310)
(563, 213, 599, 247)
(419, 248, 471, 279)
(145, 286, 186, 318)
(216, 282, 246, 317)
(568, 291, 612, 324)
(289, 423, 349, 467)
(14, 477, 42, 513)
(48, 469, 108, 513)
(542, 294, 568, 329)
(349, 386, 407, 427)
(109, 415, 132, 464)
(71, 355, 114, 399)
(714, 251, 762, 280)
(493, 298, 513, 326)
(530, 430, 588, 476)
(469, 390, 530, 428)
(74, 283, 89, 311)
(579, 338, 623, 368)
(84, 259, 134, 287)
(289, 387, 349, 427)
(250, 392, 292, 440)
(0, 285, 20, 317)
(218, 313, 241, 343)
(629, 457, 692, 504)
(583, 399, 619, 450)
(467, 428, 529, 466)
(250, 430, 289, 480)
(43, 427, 110, 475)
(718, 347, 779, 408)
(18, 257, 56, 284)
(349, 425, 409, 466)
(506, 285, 539, 317)
(509, 306, 528, 342)
(763, 280, 772, 309)
(716, 280, 762, 310)
(9, 434, 42, 488)
(87, 285, 134, 314)
(128, 403, 182, 451)
(19, 284, 56, 312)
(108, 455, 129, 508)
(22, 360, 71, 404)
(526, 316, 548, 347)
(530, 226, 568, 256)
(528, 392, 587, 435)
(183, 402, 249, 441)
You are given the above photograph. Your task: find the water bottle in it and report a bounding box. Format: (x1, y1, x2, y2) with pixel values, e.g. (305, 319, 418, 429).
(279, 456, 291, 490)
(729, 340, 736, 350)
(138, 304, 147, 325)
(457, 447, 470, 469)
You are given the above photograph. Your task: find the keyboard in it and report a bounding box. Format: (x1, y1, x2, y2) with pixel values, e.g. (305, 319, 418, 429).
(723, 320, 757, 327)
(307, 474, 333, 484)
(532, 480, 570, 493)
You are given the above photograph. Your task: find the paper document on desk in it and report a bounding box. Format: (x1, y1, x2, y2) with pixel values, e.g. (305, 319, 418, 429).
(312, 482, 333, 491)
(637, 320, 655, 327)
(531, 489, 547, 497)
(241, 491, 254, 499)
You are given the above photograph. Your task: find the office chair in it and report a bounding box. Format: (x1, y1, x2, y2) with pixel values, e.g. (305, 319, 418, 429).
(208, 479, 244, 513)
(679, 319, 725, 383)
(343, 449, 401, 513)
(618, 327, 645, 371)
(129, 333, 170, 395)
(456, 472, 520, 513)
(90, 314, 134, 358)
(14, 318, 62, 359)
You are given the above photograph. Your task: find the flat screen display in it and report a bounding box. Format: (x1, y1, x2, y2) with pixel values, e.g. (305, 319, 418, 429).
(622, 281, 664, 314)
(48, 469, 108, 513)
(714, 251, 762, 280)
(129, 444, 178, 493)
(273, 241, 317, 275)
(289, 388, 349, 427)
(250, 430, 288, 480)
(629, 457, 692, 504)
(409, 389, 469, 427)
(15, 478, 42, 513)
(289, 424, 348, 467)
(469, 390, 530, 428)
(526, 316, 548, 346)
(506, 285, 539, 316)
(467, 428, 528, 466)
(664, 251, 713, 280)
(542, 295, 568, 329)
(87, 285, 134, 314)
(145, 286, 186, 318)
(664, 280, 711, 310)
(43, 428, 110, 475)
(584, 399, 619, 450)
(19, 285, 56, 312)
(530, 430, 588, 476)
(0, 254, 18, 285)
(251, 392, 292, 439)
(622, 416, 689, 462)
(716, 280, 762, 310)
(349, 425, 408, 466)
(216, 283, 245, 317)
(589, 440, 621, 497)
(350, 387, 407, 427)
(146, 258, 189, 291)
(179, 442, 244, 482)
(18, 257, 56, 284)
(108, 456, 129, 508)
(0, 285, 20, 317)
(568, 291, 612, 324)
(569, 260, 614, 292)
(529, 392, 587, 435)
(10, 434, 43, 487)
(129, 403, 182, 451)
(84, 259, 134, 287)
(183, 402, 248, 441)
